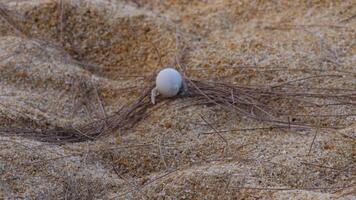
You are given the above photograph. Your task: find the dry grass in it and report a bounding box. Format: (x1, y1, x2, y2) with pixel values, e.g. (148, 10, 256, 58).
(1, 74, 354, 143)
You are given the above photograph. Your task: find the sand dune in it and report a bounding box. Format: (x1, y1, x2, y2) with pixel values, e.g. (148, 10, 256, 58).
(0, 0, 355, 199)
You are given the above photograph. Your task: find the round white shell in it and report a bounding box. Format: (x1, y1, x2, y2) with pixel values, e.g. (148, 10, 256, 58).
(156, 68, 183, 97)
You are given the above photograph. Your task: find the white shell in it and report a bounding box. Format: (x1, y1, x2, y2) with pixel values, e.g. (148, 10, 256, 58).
(156, 68, 183, 97)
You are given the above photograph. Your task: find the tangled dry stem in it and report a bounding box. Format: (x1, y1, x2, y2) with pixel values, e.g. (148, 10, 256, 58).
(1, 75, 354, 143)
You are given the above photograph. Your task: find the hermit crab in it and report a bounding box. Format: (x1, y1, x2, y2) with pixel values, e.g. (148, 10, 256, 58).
(151, 67, 186, 104)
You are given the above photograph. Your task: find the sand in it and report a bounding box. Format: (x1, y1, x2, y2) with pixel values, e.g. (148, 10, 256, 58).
(0, 0, 355, 199)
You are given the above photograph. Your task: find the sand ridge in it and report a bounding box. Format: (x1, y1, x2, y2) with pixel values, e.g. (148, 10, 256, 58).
(0, 0, 355, 199)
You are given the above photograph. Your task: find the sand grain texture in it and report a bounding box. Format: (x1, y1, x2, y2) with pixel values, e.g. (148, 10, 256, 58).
(0, 0, 355, 199)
